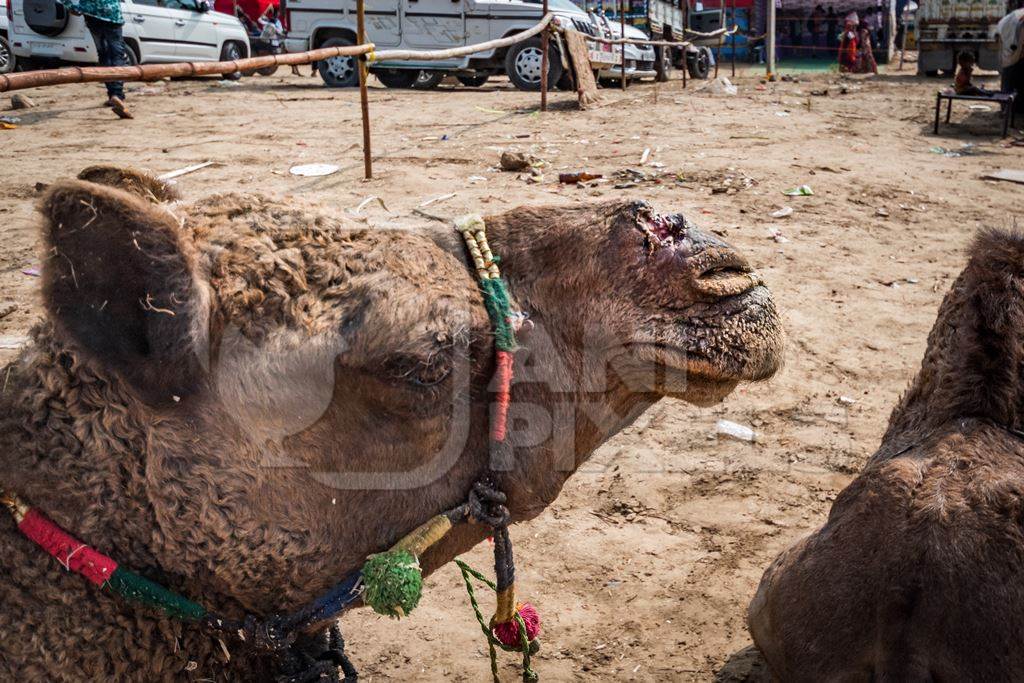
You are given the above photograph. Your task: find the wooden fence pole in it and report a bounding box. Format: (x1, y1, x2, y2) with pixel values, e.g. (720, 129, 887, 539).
(357, 0, 373, 180)
(619, 0, 626, 90)
(541, 0, 549, 111)
(730, 0, 736, 77)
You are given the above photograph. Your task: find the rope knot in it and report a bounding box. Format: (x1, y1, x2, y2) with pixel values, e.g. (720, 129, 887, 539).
(241, 614, 297, 654)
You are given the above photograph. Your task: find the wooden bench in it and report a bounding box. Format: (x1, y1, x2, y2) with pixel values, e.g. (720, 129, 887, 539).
(934, 89, 1017, 137)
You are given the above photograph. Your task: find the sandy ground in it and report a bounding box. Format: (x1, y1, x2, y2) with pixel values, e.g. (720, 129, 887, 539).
(1, 55, 1022, 681)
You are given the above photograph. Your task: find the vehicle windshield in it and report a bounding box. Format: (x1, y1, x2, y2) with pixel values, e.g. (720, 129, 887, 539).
(522, 0, 585, 12)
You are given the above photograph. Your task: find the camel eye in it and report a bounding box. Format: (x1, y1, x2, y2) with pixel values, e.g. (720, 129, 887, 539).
(382, 354, 451, 388)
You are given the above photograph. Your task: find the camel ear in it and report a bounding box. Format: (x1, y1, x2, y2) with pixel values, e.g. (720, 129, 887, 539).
(40, 180, 207, 405)
(76, 165, 180, 204)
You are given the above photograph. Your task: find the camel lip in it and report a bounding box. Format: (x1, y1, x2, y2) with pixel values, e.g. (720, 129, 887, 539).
(624, 343, 759, 384)
(627, 286, 783, 383)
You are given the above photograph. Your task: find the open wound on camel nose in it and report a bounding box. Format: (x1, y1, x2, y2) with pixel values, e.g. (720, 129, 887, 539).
(632, 203, 690, 248)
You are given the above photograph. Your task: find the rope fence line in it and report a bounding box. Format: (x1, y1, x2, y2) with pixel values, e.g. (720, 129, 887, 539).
(573, 24, 737, 49)
(0, 43, 375, 92)
(0, 10, 732, 179)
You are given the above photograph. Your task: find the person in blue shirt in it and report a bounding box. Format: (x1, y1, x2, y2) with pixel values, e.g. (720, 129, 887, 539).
(61, 0, 133, 118)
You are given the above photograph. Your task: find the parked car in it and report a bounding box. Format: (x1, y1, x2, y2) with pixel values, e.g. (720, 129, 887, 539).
(593, 16, 656, 83)
(281, 0, 615, 90)
(1, 0, 15, 74)
(8, 0, 250, 72)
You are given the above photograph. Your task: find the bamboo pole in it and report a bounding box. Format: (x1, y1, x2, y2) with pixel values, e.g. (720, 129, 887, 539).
(0, 43, 373, 92)
(730, 0, 736, 77)
(357, 0, 372, 180)
(682, 0, 689, 89)
(619, 0, 626, 90)
(541, 0, 549, 111)
(767, 0, 776, 78)
(714, 3, 721, 78)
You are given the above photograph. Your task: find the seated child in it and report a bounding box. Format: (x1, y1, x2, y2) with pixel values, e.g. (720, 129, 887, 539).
(954, 51, 995, 96)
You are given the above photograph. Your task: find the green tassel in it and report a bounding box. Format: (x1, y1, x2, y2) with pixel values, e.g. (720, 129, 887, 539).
(107, 567, 207, 621)
(480, 278, 517, 352)
(361, 549, 423, 618)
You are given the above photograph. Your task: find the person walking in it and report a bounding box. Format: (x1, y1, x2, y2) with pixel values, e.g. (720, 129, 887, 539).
(61, 0, 133, 118)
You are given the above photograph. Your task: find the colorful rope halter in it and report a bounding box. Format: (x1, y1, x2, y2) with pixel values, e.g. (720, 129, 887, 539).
(0, 214, 540, 682)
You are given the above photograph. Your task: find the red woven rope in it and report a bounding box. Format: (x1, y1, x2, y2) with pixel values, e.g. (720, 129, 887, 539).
(492, 350, 514, 441)
(18, 509, 119, 586)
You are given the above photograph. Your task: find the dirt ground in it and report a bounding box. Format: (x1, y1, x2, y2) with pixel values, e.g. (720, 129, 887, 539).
(2, 55, 1022, 681)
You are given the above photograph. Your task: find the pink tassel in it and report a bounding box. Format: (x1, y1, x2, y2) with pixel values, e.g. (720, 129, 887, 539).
(492, 602, 541, 648)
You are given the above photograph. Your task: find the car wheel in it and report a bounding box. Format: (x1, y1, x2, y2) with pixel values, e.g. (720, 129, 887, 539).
(504, 37, 562, 91)
(457, 74, 490, 87)
(220, 42, 244, 80)
(375, 69, 419, 88)
(412, 70, 445, 89)
(654, 45, 671, 82)
(687, 46, 711, 79)
(257, 64, 279, 77)
(317, 36, 360, 88)
(0, 34, 16, 75)
(123, 42, 140, 66)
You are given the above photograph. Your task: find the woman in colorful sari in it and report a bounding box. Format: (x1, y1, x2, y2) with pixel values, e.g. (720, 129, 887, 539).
(856, 20, 878, 73)
(838, 16, 859, 72)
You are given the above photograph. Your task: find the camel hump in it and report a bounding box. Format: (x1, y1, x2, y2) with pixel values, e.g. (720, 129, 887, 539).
(883, 228, 1024, 441)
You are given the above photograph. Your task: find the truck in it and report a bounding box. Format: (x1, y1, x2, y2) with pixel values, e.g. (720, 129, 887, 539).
(916, 0, 1009, 75)
(595, 0, 721, 80)
(281, 0, 618, 89)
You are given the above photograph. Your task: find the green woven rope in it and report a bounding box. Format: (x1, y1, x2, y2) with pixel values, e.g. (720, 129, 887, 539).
(455, 559, 538, 683)
(479, 278, 517, 353)
(362, 549, 423, 618)
(107, 567, 207, 621)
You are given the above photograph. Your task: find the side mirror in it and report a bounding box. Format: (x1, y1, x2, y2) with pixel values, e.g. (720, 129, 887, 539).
(197, 0, 210, 11)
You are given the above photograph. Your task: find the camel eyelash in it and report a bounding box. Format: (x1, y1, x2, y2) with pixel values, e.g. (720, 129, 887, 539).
(381, 353, 452, 389)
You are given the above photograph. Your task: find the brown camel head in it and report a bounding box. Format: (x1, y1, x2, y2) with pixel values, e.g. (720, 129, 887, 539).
(1, 169, 783, 634)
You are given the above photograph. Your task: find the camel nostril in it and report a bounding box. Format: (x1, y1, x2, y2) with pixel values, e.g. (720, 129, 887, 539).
(699, 263, 751, 281)
(696, 252, 753, 281)
(693, 251, 758, 296)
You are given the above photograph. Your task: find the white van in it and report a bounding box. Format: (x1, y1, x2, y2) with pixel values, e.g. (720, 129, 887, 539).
(281, 0, 614, 89)
(8, 0, 249, 69)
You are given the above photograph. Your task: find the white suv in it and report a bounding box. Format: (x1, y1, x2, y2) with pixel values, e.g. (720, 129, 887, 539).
(282, 0, 615, 90)
(1, 0, 15, 73)
(8, 0, 249, 68)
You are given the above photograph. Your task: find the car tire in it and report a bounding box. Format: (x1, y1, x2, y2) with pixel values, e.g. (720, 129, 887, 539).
(0, 34, 17, 75)
(317, 36, 360, 88)
(456, 74, 489, 87)
(654, 45, 671, 82)
(412, 70, 445, 89)
(123, 41, 140, 66)
(375, 69, 419, 88)
(687, 46, 711, 80)
(220, 42, 244, 80)
(24, 0, 69, 37)
(555, 70, 575, 91)
(257, 64, 279, 77)
(504, 37, 562, 91)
